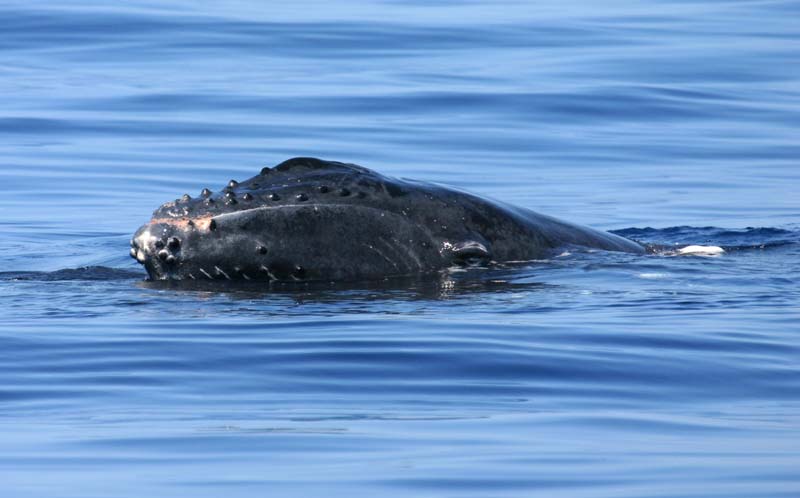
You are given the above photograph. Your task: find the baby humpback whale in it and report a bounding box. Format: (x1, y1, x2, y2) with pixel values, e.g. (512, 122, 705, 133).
(131, 157, 644, 281)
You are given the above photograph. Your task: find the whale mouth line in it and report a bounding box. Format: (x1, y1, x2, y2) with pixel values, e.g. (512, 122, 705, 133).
(210, 202, 387, 221)
(151, 202, 389, 226)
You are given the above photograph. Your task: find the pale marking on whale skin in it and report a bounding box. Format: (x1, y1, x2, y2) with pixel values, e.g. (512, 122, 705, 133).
(149, 215, 213, 231)
(260, 265, 278, 281)
(379, 236, 423, 272)
(214, 266, 231, 280)
(134, 226, 158, 262)
(376, 237, 410, 272)
(365, 244, 400, 271)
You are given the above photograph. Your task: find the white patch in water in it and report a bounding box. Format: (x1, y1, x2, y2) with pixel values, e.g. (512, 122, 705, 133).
(638, 272, 669, 279)
(677, 245, 725, 256)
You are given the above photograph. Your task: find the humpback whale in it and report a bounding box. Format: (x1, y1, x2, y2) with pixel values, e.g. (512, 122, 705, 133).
(131, 158, 644, 281)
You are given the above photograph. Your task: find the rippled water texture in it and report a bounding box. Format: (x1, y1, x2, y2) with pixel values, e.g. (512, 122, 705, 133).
(1, 1, 799, 497)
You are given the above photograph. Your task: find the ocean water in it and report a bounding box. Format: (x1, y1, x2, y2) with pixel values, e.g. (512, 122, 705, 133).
(1, 1, 799, 496)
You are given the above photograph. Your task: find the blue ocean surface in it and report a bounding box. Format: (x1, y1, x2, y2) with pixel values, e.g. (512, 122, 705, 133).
(1, 1, 799, 496)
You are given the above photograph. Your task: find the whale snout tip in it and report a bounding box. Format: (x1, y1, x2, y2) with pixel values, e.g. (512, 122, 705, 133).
(129, 227, 153, 273)
(130, 225, 154, 262)
(130, 222, 186, 279)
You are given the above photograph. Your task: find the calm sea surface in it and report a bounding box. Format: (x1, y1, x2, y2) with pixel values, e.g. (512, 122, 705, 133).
(1, 1, 799, 497)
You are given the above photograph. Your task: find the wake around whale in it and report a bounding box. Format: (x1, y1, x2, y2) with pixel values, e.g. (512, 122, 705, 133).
(131, 158, 645, 282)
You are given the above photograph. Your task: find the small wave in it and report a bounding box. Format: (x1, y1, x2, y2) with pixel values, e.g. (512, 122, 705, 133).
(2, 227, 794, 285)
(0, 266, 142, 282)
(612, 226, 799, 252)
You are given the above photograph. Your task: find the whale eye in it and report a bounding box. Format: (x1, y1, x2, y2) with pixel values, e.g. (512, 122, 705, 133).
(451, 240, 491, 266)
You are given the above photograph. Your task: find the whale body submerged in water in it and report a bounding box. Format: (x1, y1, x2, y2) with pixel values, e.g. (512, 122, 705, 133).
(131, 157, 644, 281)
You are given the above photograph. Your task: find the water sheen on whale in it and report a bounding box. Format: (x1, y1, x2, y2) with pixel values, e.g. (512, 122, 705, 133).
(131, 158, 644, 281)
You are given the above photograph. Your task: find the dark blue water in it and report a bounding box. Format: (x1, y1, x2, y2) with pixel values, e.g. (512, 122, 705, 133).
(2, 1, 799, 496)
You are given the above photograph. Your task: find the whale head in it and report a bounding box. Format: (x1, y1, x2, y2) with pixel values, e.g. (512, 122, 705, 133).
(130, 158, 481, 282)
